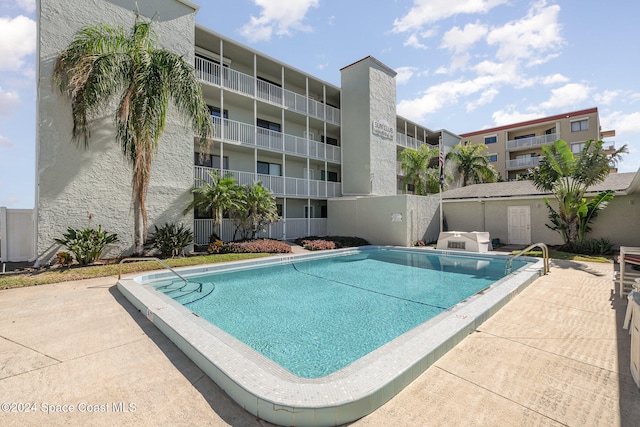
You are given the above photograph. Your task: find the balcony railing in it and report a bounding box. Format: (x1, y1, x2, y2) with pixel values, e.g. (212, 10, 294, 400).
(208, 116, 341, 163)
(193, 218, 327, 245)
(195, 166, 342, 199)
(506, 156, 541, 170)
(196, 56, 340, 125)
(396, 133, 428, 149)
(506, 133, 557, 150)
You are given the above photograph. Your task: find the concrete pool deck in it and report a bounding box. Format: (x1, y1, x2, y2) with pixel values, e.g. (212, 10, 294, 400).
(1, 259, 639, 426)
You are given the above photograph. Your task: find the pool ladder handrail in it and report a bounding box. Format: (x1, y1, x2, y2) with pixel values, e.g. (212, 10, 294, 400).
(505, 243, 549, 275)
(117, 257, 188, 284)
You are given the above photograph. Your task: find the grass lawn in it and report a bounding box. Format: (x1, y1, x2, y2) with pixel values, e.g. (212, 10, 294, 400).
(511, 248, 612, 263)
(0, 253, 272, 290)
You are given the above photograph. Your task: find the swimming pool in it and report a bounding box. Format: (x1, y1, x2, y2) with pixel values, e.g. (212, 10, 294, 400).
(117, 247, 543, 426)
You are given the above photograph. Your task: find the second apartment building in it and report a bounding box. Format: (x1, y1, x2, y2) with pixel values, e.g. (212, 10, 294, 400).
(459, 108, 616, 181)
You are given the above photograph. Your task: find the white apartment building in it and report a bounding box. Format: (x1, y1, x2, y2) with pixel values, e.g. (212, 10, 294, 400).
(35, 0, 458, 262)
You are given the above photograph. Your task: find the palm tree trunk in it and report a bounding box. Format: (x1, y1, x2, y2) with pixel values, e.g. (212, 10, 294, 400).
(133, 197, 144, 254)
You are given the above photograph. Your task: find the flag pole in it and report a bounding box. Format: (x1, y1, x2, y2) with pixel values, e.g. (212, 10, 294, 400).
(439, 134, 444, 236)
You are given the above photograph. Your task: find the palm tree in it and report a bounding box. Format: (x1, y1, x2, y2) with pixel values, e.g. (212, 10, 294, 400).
(531, 139, 627, 245)
(232, 182, 280, 240)
(53, 16, 213, 254)
(184, 170, 244, 241)
(398, 145, 440, 195)
(446, 142, 497, 186)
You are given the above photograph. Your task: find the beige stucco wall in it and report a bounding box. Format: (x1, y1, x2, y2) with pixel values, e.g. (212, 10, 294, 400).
(328, 195, 440, 246)
(37, 0, 197, 262)
(444, 193, 640, 248)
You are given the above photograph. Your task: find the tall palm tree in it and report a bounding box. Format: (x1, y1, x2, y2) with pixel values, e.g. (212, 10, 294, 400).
(446, 142, 497, 186)
(184, 170, 244, 241)
(53, 16, 213, 254)
(398, 144, 440, 195)
(531, 139, 626, 245)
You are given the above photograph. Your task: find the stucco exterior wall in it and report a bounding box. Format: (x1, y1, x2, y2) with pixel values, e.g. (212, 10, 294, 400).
(444, 193, 640, 248)
(37, 0, 197, 262)
(328, 195, 440, 246)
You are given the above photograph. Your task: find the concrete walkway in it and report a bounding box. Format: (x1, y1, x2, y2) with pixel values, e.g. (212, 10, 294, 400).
(1, 259, 639, 426)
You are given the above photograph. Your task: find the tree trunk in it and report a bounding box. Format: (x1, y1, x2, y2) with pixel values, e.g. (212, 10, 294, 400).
(133, 197, 144, 255)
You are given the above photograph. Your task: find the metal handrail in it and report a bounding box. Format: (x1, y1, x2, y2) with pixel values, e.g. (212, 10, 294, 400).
(505, 243, 549, 275)
(117, 257, 188, 284)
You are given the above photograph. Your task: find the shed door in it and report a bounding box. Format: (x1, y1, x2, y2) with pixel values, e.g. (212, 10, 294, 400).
(508, 206, 531, 245)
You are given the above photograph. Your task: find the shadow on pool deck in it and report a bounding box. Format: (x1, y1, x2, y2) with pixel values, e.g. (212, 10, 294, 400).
(0, 259, 639, 426)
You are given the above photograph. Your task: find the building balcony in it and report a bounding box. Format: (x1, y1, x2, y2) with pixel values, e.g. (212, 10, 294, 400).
(207, 117, 341, 163)
(506, 133, 557, 151)
(396, 133, 429, 150)
(195, 56, 340, 125)
(195, 166, 342, 199)
(505, 156, 541, 170)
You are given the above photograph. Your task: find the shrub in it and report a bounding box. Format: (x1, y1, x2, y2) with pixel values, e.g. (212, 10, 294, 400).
(55, 225, 118, 265)
(56, 251, 73, 267)
(302, 239, 336, 251)
(145, 223, 194, 258)
(223, 239, 291, 254)
(294, 236, 369, 249)
(207, 239, 224, 254)
(562, 238, 613, 256)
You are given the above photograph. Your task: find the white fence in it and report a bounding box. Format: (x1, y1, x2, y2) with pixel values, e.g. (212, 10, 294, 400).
(0, 207, 35, 262)
(193, 218, 327, 245)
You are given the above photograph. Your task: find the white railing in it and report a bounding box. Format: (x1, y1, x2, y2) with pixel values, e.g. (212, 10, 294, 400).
(196, 56, 340, 125)
(506, 133, 556, 150)
(194, 166, 341, 198)
(207, 117, 340, 162)
(396, 133, 427, 149)
(193, 218, 327, 245)
(506, 156, 540, 170)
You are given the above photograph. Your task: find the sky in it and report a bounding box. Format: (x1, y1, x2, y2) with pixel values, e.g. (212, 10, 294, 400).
(1, 0, 639, 209)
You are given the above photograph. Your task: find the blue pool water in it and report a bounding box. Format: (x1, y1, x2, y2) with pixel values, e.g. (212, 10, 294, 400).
(151, 249, 527, 378)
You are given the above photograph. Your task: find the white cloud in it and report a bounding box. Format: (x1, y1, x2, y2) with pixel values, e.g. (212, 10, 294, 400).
(403, 34, 429, 50)
(602, 111, 640, 135)
(467, 88, 499, 111)
(542, 73, 569, 85)
(441, 22, 488, 53)
(240, 0, 319, 42)
(393, 0, 508, 33)
(539, 83, 591, 109)
(491, 107, 544, 126)
(0, 135, 12, 148)
(594, 90, 620, 106)
(395, 66, 418, 85)
(486, 1, 563, 64)
(0, 15, 36, 72)
(0, 87, 20, 115)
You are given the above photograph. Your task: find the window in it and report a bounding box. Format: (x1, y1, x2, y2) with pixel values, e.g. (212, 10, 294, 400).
(305, 206, 314, 218)
(193, 204, 212, 220)
(571, 142, 585, 154)
(208, 106, 228, 119)
(488, 154, 498, 162)
(514, 133, 535, 140)
(276, 204, 283, 217)
(545, 127, 555, 135)
(484, 135, 497, 144)
(321, 170, 339, 182)
(321, 135, 339, 146)
(257, 161, 281, 176)
(194, 153, 229, 169)
(571, 119, 588, 132)
(257, 118, 281, 132)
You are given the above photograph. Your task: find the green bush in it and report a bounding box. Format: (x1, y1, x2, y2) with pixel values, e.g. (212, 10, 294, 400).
(145, 223, 194, 258)
(563, 238, 613, 256)
(56, 251, 73, 267)
(55, 226, 118, 265)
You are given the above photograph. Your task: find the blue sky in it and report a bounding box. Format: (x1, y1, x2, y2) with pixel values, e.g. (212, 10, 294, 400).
(1, 0, 639, 208)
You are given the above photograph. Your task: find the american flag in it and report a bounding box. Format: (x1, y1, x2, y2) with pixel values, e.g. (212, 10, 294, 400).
(439, 145, 444, 191)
